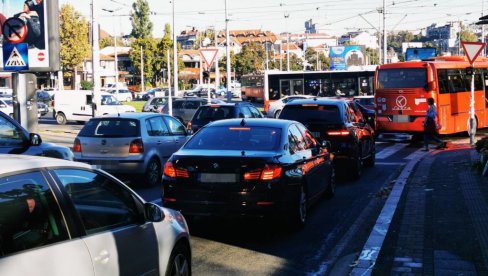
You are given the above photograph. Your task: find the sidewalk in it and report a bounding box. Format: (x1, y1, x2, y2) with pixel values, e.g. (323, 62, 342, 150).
(371, 144, 488, 275)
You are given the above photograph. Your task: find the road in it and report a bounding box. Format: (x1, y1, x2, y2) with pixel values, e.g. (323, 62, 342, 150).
(37, 114, 487, 275)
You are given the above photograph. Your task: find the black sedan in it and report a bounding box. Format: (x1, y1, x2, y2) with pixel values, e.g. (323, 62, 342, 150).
(162, 118, 335, 228)
(279, 98, 375, 180)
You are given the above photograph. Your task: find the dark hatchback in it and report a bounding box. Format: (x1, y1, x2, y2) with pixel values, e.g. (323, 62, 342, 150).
(162, 118, 335, 228)
(187, 102, 263, 133)
(279, 98, 375, 179)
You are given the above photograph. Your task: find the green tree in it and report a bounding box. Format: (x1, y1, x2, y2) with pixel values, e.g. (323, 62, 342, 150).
(460, 27, 478, 42)
(130, 37, 158, 84)
(304, 48, 329, 70)
(130, 0, 153, 39)
(289, 53, 303, 71)
(366, 47, 379, 65)
(219, 50, 237, 74)
(235, 42, 266, 75)
(59, 4, 90, 76)
(155, 23, 173, 82)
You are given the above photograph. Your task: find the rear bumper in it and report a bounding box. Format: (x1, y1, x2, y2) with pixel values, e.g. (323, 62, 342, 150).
(74, 157, 146, 174)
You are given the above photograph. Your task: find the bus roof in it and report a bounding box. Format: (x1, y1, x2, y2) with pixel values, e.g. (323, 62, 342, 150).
(265, 67, 377, 76)
(377, 55, 488, 70)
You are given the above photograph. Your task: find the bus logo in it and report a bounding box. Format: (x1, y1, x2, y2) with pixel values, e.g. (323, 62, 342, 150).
(393, 96, 411, 111)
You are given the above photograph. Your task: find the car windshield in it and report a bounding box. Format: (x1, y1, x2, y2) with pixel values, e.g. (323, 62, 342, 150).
(78, 118, 140, 138)
(101, 95, 121, 105)
(280, 104, 342, 124)
(377, 68, 427, 89)
(193, 106, 234, 123)
(184, 126, 282, 151)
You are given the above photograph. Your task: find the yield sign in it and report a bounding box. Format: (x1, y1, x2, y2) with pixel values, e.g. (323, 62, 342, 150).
(461, 41, 486, 65)
(199, 48, 219, 69)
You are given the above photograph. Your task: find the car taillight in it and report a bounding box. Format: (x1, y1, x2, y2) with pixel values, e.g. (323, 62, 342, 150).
(244, 164, 282, 181)
(327, 129, 350, 136)
(187, 121, 192, 131)
(129, 139, 144, 153)
(163, 162, 189, 178)
(73, 138, 82, 152)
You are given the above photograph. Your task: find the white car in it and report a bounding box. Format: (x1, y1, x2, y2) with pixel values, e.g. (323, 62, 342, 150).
(0, 155, 191, 276)
(267, 95, 314, 118)
(107, 89, 133, 102)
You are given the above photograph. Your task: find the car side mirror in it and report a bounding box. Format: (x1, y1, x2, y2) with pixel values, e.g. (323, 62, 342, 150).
(144, 202, 164, 222)
(30, 133, 42, 146)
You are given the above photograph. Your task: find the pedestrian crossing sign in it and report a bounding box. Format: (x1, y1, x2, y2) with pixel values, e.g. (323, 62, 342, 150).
(3, 43, 29, 71)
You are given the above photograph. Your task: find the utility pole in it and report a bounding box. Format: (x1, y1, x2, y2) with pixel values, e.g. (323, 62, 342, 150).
(225, 0, 231, 93)
(285, 13, 290, 71)
(140, 46, 144, 93)
(91, 0, 101, 117)
(173, 0, 178, 97)
(382, 0, 387, 64)
(114, 33, 118, 96)
(167, 49, 172, 115)
(214, 27, 220, 89)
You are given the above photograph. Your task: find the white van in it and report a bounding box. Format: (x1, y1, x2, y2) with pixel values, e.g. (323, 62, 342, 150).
(53, 90, 135, 124)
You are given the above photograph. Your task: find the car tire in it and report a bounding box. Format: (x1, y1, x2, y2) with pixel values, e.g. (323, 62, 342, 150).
(290, 185, 307, 229)
(165, 242, 191, 276)
(55, 112, 67, 125)
(274, 110, 281, 118)
(145, 158, 161, 187)
(324, 168, 336, 198)
(351, 150, 362, 180)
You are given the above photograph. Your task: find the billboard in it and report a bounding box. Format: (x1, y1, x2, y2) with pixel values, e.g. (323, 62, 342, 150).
(405, 47, 436, 61)
(0, 0, 59, 72)
(330, 46, 366, 70)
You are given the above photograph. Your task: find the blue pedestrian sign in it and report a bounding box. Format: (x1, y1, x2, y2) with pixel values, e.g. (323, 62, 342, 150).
(3, 43, 29, 71)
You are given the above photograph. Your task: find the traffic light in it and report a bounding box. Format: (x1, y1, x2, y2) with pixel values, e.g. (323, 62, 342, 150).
(203, 71, 209, 82)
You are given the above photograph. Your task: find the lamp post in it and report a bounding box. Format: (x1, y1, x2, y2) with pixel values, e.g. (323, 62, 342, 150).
(102, 8, 122, 98)
(91, 0, 101, 117)
(285, 13, 290, 71)
(225, 0, 231, 93)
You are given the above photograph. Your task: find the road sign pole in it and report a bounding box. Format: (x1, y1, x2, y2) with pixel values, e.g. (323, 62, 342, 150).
(470, 65, 476, 145)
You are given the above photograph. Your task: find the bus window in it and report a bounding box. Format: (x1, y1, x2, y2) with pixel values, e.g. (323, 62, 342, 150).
(378, 68, 427, 89)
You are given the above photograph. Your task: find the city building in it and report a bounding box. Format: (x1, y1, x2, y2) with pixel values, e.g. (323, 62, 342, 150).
(338, 31, 379, 49)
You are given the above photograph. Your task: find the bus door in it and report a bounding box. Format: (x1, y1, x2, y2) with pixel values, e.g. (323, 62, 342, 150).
(280, 79, 304, 97)
(359, 77, 373, 95)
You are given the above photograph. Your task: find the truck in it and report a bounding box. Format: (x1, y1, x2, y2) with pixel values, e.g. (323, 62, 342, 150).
(53, 90, 135, 125)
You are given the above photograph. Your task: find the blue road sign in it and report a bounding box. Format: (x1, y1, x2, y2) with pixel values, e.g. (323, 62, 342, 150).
(3, 43, 29, 71)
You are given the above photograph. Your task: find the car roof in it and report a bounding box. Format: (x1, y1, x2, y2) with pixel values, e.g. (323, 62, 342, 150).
(207, 118, 294, 128)
(200, 102, 251, 107)
(97, 112, 171, 120)
(0, 155, 90, 175)
(284, 97, 347, 106)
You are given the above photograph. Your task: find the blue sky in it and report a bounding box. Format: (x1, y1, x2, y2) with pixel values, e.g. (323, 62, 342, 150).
(59, 0, 487, 37)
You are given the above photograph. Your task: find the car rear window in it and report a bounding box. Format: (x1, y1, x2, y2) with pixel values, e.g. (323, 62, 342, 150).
(184, 126, 281, 151)
(78, 118, 140, 138)
(193, 106, 235, 123)
(279, 104, 342, 124)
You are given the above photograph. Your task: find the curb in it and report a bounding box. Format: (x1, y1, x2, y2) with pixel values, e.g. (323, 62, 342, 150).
(350, 149, 426, 275)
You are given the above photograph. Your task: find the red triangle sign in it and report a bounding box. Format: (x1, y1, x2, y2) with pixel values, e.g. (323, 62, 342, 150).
(199, 48, 219, 69)
(461, 41, 486, 64)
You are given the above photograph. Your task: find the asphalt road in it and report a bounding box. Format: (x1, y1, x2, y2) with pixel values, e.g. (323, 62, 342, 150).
(37, 114, 487, 275)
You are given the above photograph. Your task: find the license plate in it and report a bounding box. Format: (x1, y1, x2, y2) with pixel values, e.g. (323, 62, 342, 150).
(311, 132, 320, 138)
(393, 115, 409, 123)
(91, 160, 117, 169)
(200, 173, 238, 183)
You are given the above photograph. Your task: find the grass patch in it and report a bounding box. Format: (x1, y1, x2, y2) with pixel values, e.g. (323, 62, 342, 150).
(124, 101, 145, 112)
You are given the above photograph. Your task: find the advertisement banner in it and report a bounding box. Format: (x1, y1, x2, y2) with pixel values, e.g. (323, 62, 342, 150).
(0, 0, 59, 71)
(405, 47, 436, 61)
(330, 45, 366, 70)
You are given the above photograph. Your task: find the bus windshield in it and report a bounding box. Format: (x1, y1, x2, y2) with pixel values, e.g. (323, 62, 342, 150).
(377, 68, 427, 89)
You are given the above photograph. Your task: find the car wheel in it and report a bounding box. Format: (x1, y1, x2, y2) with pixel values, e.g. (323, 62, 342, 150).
(55, 112, 67, 125)
(290, 185, 307, 229)
(145, 158, 161, 187)
(165, 242, 191, 276)
(274, 110, 282, 118)
(351, 150, 362, 180)
(324, 167, 336, 198)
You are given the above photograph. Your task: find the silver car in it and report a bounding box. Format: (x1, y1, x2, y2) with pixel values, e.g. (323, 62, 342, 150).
(0, 155, 191, 276)
(74, 113, 189, 187)
(267, 95, 314, 118)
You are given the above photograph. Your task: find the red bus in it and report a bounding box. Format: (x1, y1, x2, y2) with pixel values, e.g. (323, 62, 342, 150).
(375, 56, 488, 135)
(240, 74, 264, 102)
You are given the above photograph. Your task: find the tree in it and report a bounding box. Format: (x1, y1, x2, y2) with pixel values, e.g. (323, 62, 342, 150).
(460, 27, 478, 42)
(235, 42, 266, 75)
(304, 48, 329, 70)
(130, 0, 153, 39)
(130, 37, 158, 84)
(288, 53, 303, 71)
(366, 47, 379, 65)
(219, 50, 236, 74)
(59, 4, 90, 76)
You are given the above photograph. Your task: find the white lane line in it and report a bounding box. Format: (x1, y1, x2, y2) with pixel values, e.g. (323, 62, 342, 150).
(376, 143, 409, 160)
(350, 149, 427, 275)
(404, 148, 424, 160)
(375, 162, 406, 166)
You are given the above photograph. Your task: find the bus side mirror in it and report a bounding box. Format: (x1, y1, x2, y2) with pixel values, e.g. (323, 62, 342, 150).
(427, 81, 437, 91)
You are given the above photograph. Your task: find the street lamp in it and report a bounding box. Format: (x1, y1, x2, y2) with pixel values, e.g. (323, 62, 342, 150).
(91, 0, 101, 117)
(284, 13, 290, 71)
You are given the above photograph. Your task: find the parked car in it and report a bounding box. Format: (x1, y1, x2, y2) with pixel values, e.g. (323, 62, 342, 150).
(142, 96, 180, 112)
(267, 95, 314, 118)
(159, 97, 224, 124)
(162, 118, 335, 228)
(0, 110, 73, 160)
(188, 101, 263, 133)
(107, 89, 134, 102)
(73, 113, 190, 187)
(279, 97, 375, 179)
(0, 155, 191, 276)
(0, 97, 13, 116)
(183, 86, 220, 98)
(137, 88, 169, 101)
(36, 90, 52, 104)
(37, 102, 49, 116)
(353, 95, 375, 110)
(101, 82, 128, 91)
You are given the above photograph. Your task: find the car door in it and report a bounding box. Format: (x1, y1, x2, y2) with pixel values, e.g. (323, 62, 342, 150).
(52, 168, 159, 276)
(348, 102, 373, 157)
(164, 116, 188, 152)
(0, 113, 41, 156)
(0, 170, 94, 276)
(146, 116, 173, 163)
